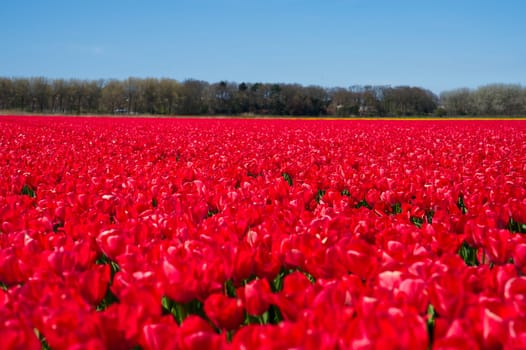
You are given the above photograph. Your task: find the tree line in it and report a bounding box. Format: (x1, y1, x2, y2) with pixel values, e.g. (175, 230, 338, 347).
(0, 77, 524, 117)
(439, 84, 526, 116)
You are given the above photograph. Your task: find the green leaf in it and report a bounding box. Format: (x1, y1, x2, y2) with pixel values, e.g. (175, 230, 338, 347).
(425, 209, 434, 224)
(95, 254, 110, 265)
(52, 221, 64, 233)
(34, 328, 51, 350)
(245, 314, 263, 325)
(282, 172, 293, 186)
(355, 199, 372, 209)
(410, 216, 424, 228)
(457, 194, 468, 214)
(161, 295, 171, 310)
(508, 218, 526, 234)
(427, 304, 436, 348)
(96, 287, 119, 311)
(303, 270, 316, 284)
(315, 189, 325, 204)
(267, 305, 283, 324)
(187, 299, 205, 318)
(162, 295, 180, 321)
(458, 241, 479, 266)
(109, 261, 120, 275)
(21, 184, 36, 198)
(391, 202, 402, 214)
(272, 270, 286, 293)
(261, 310, 269, 324)
(224, 279, 237, 297)
(161, 296, 202, 324)
(207, 208, 218, 218)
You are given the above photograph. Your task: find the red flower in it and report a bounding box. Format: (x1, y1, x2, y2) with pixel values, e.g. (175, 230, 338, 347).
(96, 228, 127, 260)
(341, 239, 379, 280)
(204, 293, 245, 330)
(161, 259, 199, 303)
(76, 263, 111, 306)
(0, 313, 41, 350)
(178, 315, 225, 350)
(141, 317, 179, 350)
(243, 278, 272, 316)
(504, 277, 526, 316)
(428, 270, 468, 320)
(2, 116, 526, 348)
(253, 245, 282, 281)
(0, 248, 27, 286)
(271, 271, 315, 321)
(232, 243, 254, 284)
(485, 228, 512, 265)
(397, 277, 428, 313)
(513, 243, 526, 274)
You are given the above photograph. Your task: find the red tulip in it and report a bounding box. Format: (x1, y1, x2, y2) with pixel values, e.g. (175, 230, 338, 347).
(2, 116, 526, 348)
(513, 243, 526, 274)
(232, 243, 254, 284)
(178, 315, 225, 350)
(253, 245, 281, 281)
(243, 278, 272, 316)
(76, 263, 111, 306)
(504, 277, 526, 316)
(141, 317, 179, 350)
(96, 228, 127, 260)
(428, 272, 467, 320)
(0, 248, 27, 286)
(204, 293, 245, 330)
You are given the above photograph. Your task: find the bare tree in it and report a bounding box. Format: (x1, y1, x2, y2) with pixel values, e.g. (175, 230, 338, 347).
(159, 78, 180, 115)
(101, 80, 126, 114)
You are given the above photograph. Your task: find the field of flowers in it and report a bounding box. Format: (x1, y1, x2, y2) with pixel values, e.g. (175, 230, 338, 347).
(1, 116, 526, 349)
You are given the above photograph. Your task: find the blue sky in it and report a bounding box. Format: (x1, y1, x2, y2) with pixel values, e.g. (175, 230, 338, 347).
(1, 0, 525, 93)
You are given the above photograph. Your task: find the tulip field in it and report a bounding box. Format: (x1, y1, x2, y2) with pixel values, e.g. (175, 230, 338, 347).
(2, 115, 526, 349)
